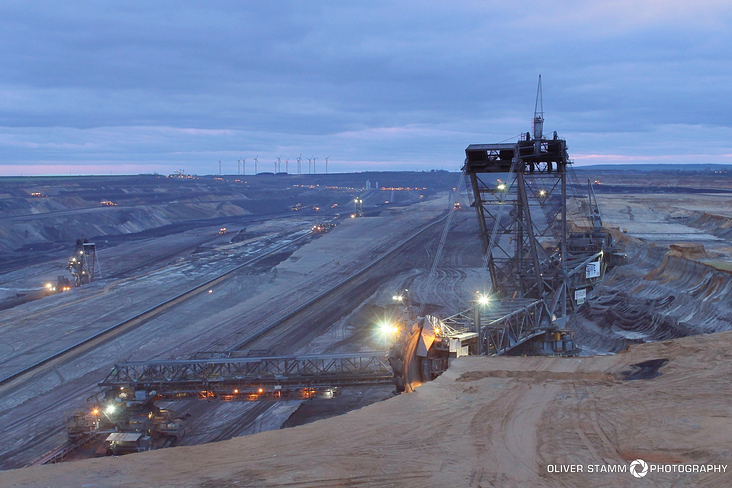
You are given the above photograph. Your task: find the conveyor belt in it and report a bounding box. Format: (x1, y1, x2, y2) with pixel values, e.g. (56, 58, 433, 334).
(100, 352, 393, 396)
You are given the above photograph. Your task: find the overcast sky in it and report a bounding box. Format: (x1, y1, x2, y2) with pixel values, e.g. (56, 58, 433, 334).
(1, 1, 731, 176)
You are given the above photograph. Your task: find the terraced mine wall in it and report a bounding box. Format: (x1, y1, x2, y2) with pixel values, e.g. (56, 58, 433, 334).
(0, 171, 456, 259)
(570, 231, 732, 353)
(676, 210, 732, 240)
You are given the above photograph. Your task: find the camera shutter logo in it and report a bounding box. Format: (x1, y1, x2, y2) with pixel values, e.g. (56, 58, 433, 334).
(630, 459, 649, 478)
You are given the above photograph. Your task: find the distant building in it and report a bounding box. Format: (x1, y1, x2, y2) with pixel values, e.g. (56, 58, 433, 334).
(365, 179, 371, 190)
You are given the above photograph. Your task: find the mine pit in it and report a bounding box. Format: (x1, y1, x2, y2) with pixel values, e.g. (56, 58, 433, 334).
(2, 165, 732, 487)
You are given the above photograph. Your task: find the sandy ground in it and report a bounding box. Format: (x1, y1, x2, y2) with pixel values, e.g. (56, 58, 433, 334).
(595, 193, 732, 259)
(2, 329, 730, 487)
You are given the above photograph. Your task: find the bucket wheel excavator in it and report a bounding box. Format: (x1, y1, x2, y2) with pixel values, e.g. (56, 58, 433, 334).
(389, 77, 623, 392)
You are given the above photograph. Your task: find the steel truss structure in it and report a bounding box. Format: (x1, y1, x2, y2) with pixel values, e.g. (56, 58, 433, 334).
(460, 79, 615, 355)
(463, 135, 570, 312)
(479, 299, 546, 354)
(68, 239, 101, 286)
(100, 352, 393, 396)
(437, 298, 575, 356)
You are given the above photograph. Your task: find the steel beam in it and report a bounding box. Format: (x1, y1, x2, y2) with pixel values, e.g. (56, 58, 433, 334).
(100, 352, 393, 394)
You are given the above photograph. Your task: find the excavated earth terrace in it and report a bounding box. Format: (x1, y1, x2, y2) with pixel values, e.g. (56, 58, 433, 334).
(2, 168, 732, 486)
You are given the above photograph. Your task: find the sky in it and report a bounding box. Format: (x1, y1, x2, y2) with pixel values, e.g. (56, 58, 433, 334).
(1, 1, 732, 176)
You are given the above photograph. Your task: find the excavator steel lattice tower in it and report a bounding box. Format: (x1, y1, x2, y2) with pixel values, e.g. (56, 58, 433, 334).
(463, 77, 618, 352)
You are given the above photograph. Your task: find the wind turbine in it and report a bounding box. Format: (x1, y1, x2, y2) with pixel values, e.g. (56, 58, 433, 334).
(297, 154, 303, 174)
(242, 157, 246, 175)
(312, 156, 317, 174)
(285, 159, 289, 174)
(308, 157, 312, 174)
(254, 155, 258, 174)
(325, 156, 330, 174)
(277, 156, 282, 173)
(273, 161, 277, 172)
(219, 160, 222, 175)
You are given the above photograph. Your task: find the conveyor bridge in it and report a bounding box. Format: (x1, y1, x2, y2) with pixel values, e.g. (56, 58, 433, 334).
(439, 298, 576, 356)
(100, 352, 393, 398)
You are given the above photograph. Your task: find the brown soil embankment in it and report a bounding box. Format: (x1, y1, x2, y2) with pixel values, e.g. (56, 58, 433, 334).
(2, 330, 731, 487)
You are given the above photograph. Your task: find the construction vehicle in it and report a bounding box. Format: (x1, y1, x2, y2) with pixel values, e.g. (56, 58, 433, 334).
(311, 222, 336, 234)
(460, 76, 620, 352)
(219, 227, 227, 235)
(44, 276, 72, 295)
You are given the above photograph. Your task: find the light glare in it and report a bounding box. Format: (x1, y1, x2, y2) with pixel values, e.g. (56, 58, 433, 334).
(379, 322, 398, 335)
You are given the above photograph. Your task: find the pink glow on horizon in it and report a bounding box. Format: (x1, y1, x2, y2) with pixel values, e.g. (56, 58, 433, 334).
(572, 152, 732, 166)
(0, 163, 165, 176)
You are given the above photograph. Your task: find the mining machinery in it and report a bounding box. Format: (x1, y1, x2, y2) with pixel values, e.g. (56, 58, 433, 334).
(389, 77, 623, 391)
(459, 76, 620, 355)
(463, 76, 618, 319)
(60, 351, 393, 461)
(353, 197, 364, 218)
(67, 237, 100, 286)
(386, 285, 479, 393)
(311, 222, 336, 234)
(66, 388, 184, 457)
(57, 80, 624, 463)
